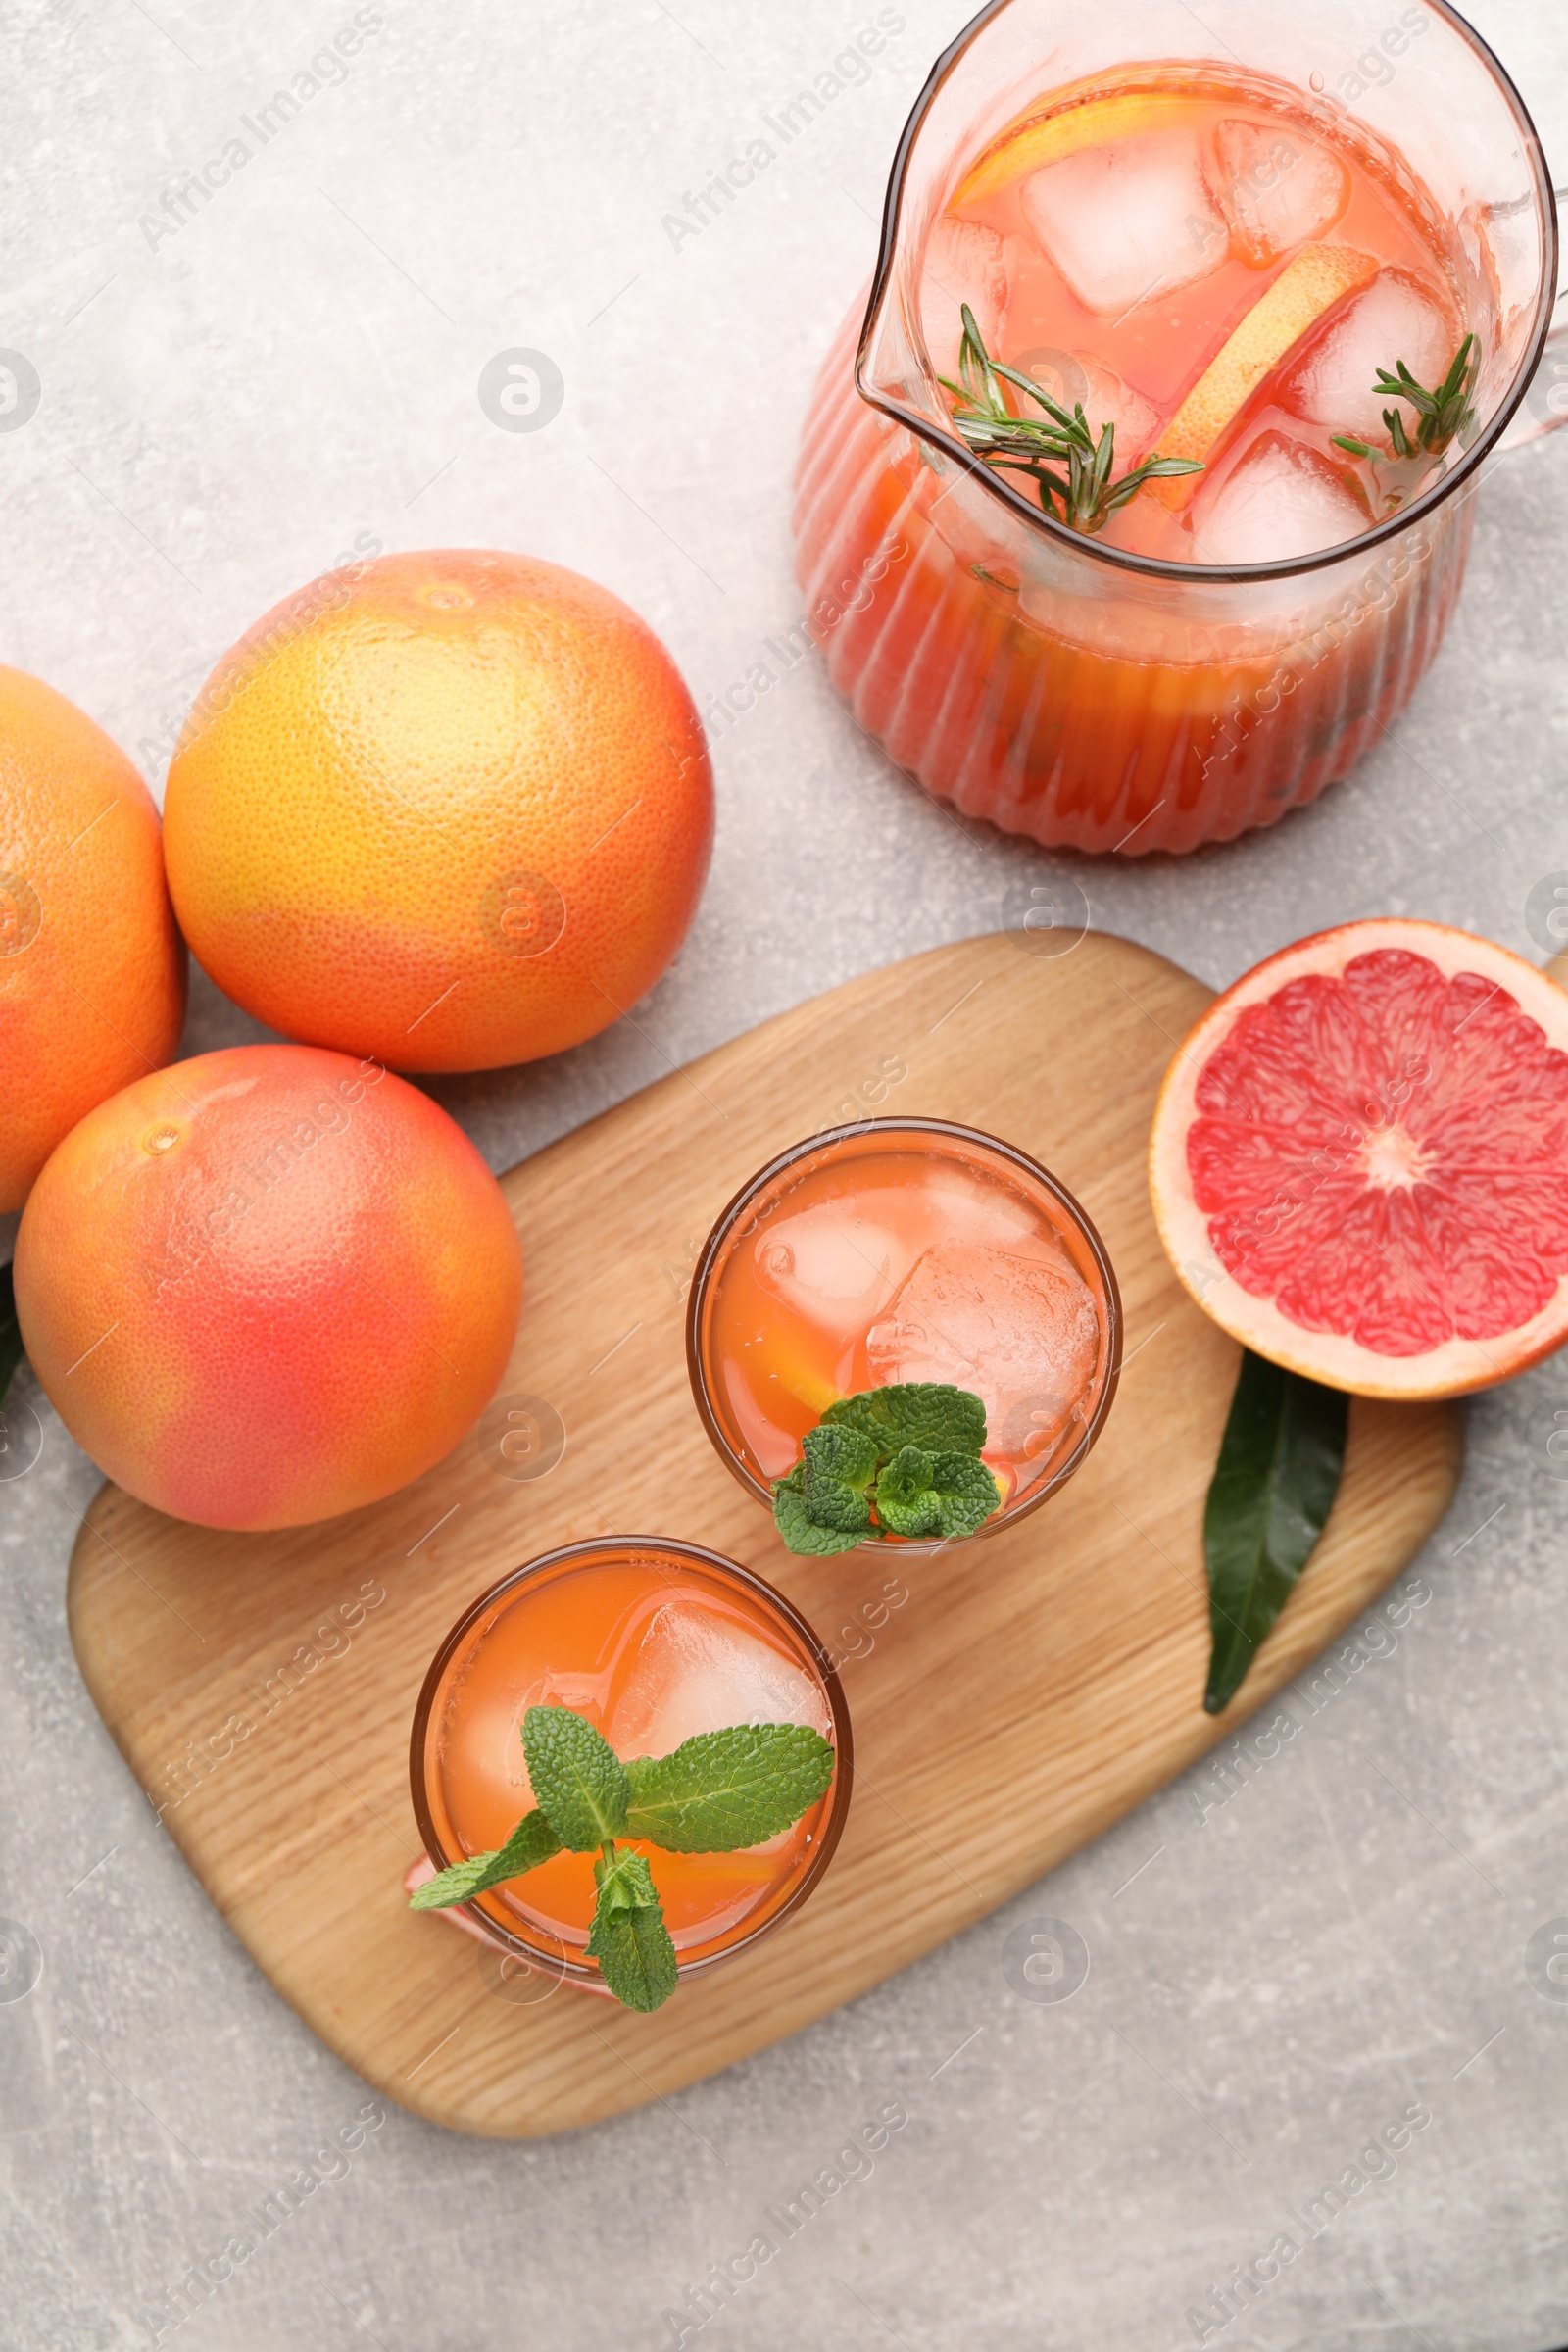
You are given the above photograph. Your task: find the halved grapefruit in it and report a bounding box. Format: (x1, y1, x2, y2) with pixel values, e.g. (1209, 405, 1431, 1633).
(1149, 920, 1568, 1398)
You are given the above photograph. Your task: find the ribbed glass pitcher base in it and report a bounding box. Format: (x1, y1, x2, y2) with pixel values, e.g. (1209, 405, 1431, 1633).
(792, 308, 1472, 858)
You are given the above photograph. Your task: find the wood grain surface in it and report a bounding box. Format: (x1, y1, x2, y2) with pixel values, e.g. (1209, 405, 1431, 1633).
(67, 932, 1464, 2137)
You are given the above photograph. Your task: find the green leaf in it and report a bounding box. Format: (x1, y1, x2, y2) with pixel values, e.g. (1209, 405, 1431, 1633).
(774, 1383, 998, 1549)
(800, 1419, 878, 1533)
(522, 1705, 629, 1850)
(826, 1382, 988, 1459)
(594, 1842, 661, 1914)
(0, 1261, 23, 1411)
(625, 1724, 837, 1852)
(588, 1905, 678, 2011)
(586, 1845, 678, 2012)
(1202, 1349, 1348, 1715)
(772, 1463, 866, 1556)
(873, 1444, 1002, 1542)
(408, 1807, 563, 1909)
(802, 1419, 878, 1488)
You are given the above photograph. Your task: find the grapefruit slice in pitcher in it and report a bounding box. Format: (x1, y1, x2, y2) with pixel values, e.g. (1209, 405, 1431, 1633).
(1149, 921, 1568, 1398)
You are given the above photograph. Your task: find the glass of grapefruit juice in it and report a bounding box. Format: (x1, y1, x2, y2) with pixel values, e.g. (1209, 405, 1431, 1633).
(411, 1539, 852, 1992)
(687, 1119, 1120, 1546)
(795, 0, 1566, 854)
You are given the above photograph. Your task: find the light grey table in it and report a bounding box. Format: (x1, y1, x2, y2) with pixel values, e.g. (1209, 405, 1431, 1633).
(3, 5, 1568, 2347)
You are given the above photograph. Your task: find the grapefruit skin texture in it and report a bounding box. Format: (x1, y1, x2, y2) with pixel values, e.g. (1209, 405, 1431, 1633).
(0, 666, 186, 1211)
(1149, 920, 1568, 1399)
(14, 1044, 523, 1530)
(161, 550, 713, 1074)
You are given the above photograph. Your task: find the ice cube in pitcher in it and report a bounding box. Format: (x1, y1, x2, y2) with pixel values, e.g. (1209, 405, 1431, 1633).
(1191, 427, 1369, 564)
(920, 215, 1011, 378)
(1020, 128, 1228, 317)
(1021, 352, 1160, 463)
(1284, 268, 1460, 442)
(1207, 119, 1350, 268)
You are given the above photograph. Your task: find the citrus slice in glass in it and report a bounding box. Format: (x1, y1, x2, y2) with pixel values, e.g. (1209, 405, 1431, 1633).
(1149, 920, 1568, 1397)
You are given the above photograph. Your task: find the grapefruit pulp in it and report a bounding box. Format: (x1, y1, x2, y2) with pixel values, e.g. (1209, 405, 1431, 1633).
(1149, 920, 1568, 1398)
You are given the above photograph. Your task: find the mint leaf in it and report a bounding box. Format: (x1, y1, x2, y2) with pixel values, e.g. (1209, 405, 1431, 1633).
(522, 1705, 629, 1849)
(772, 1463, 865, 1556)
(594, 1842, 660, 1914)
(874, 1445, 1002, 1541)
(826, 1382, 988, 1459)
(625, 1724, 836, 1852)
(800, 1420, 878, 1532)
(803, 1420, 878, 1490)
(409, 1807, 562, 1909)
(1203, 1349, 1348, 1714)
(0, 1262, 23, 1411)
(773, 1384, 997, 1551)
(586, 1844, 678, 2012)
(872, 1444, 942, 1537)
(588, 1904, 678, 2011)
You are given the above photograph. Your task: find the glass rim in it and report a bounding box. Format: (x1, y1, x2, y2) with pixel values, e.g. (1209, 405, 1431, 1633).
(408, 1534, 855, 1986)
(856, 0, 1559, 584)
(684, 1115, 1124, 1546)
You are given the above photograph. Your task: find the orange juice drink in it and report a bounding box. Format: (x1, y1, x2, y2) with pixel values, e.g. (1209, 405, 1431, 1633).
(412, 1539, 851, 1989)
(687, 1120, 1120, 1544)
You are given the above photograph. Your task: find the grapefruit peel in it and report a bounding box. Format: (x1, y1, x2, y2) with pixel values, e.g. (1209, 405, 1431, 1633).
(1149, 920, 1568, 1399)
(955, 92, 1196, 207)
(1153, 242, 1380, 507)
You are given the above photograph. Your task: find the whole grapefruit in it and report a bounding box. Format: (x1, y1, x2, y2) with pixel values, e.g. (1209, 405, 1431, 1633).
(14, 1043, 522, 1528)
(0, 665, 185, 1211)
(1150, 919, 1568, 1398)
(161, 549, 713, 1074)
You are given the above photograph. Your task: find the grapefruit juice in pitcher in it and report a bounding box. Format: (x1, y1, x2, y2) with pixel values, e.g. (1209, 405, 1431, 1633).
(794, 0, 1564, 854)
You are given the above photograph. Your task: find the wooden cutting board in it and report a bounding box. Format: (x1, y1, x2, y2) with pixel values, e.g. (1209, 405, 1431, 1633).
(67, 932, 1463, 2138)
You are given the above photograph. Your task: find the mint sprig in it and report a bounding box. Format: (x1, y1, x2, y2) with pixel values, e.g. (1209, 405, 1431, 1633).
(771, 1381, 1003, 1554)
(410, 1702, 838, 2013)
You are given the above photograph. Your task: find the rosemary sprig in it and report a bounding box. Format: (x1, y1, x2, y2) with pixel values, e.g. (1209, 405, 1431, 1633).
(1332, 333, 1478, 466)
(939, 305, 1201, 533)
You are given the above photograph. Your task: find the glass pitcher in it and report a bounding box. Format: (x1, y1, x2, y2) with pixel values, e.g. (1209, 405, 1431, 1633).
(793, 0, 1565, 857)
